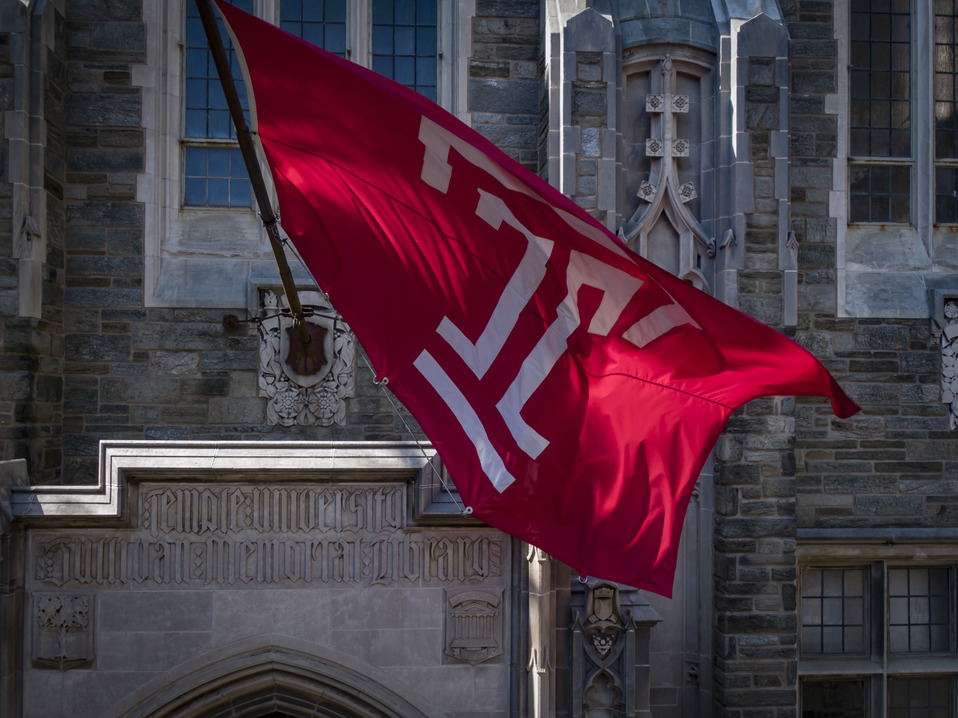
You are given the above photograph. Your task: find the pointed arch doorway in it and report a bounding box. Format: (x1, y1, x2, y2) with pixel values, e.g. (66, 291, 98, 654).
(109, 638, 444, 718)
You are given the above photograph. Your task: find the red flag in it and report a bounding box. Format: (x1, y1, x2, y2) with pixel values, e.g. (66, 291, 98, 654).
(215, 1, 858, 596)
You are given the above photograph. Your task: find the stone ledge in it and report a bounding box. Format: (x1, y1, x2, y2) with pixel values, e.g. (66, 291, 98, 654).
(9, 440, 439, 521)
(797, 527, 958, 542)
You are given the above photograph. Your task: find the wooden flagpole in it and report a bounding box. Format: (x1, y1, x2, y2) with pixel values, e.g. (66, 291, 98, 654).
(195, 0, 324, 375)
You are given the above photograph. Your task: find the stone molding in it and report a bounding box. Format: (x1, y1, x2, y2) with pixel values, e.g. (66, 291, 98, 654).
(104, 635, 446, 718)
(9, 441, 440, 521)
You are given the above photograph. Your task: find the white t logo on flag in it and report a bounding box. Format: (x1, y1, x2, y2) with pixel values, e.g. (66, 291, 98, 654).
(414, 118, 701, 492)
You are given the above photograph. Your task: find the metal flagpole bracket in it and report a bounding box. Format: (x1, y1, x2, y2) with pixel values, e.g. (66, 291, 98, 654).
(195, 0, 323, 377)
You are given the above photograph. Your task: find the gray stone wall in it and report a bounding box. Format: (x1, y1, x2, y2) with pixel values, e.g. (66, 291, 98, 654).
(35, 0, 543, 486)
(0, 2, 68, 485)
(783, 0, 958, 530)
(470, 0, 541, 173)
(713, 43, 799, 717)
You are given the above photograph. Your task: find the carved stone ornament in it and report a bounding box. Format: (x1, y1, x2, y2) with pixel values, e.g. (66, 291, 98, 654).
(572, 583, 627, 716)
(621, 55, 712, 291)
(444, 589, 504, 665)
(258, 290, 355, 426)
(637, 180, 657, 202)
(32, 593, 94, 670)
(35, 484, 505, 588)
(941, 299, 958, 429)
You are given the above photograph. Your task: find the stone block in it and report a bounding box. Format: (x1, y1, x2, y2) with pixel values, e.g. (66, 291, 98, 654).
(66, 226, 108, 250)
(474, 123, 536, 148)
(65, 93, 140, 128)
(854, 324, 909, 350)
(201, 351, 258, 371)
(718, 518, 795, 538)
(469, 59, 510, 78)
(159, 405, 208, 423)
(572, 87, 606, 117)
(853, 495, 924, 516)
(101, 376, 178, 404)
(66, 201, 143, 227)
(90, 21, 145, 51)
(477, 0, 538, 18)
(797, 243, 834, 269)
(132, 322, 229, 352)
(899, 352, 938, 374)
(469, 79, 538, 114)
(65, 333, 130, 362)
(150, 351, 199, 376)
(180, 377, 229, 396)
(65, 288, 142, 307)
(67, 147, 143, 173)
(908, 442, 958, 461)
(789, 39, 836, 58)
(797, 285, 836, 313)
(207, 397, 266, 424)
(66, 255, 142, 277)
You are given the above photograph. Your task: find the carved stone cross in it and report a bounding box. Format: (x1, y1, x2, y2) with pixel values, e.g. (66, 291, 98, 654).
(638, 54, 696, 204)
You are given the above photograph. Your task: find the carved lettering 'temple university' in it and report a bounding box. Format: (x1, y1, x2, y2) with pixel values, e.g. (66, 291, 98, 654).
(141, 485, 405, 538)
(33, 485, 503, 588)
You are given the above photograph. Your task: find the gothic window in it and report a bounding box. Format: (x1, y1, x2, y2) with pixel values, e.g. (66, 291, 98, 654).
(181, 0, 441, 208)
(800, 567, 867, 657)
(139, 1, 467, 307)
(935, 0, 958, 223)
(183, 0, 254, 208)
(799, 562, 958, 718)
(279, 0, 347, 57)
(848, 0, 958, 226)
(372, 0, 439, 102)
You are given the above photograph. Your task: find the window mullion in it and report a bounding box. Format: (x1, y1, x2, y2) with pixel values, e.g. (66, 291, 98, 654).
(914, 0, 935, 240)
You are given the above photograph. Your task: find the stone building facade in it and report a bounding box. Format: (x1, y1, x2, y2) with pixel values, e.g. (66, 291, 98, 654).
(1, 0, 957, 716)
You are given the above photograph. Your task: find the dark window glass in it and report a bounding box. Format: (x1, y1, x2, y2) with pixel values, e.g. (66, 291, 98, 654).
(279, 0, 348, 57)
(936, 166, 958, 223)
(184, 147, 251, 208)
(935, 1, 958, 160)
(801, 568, 867, 656)
(850, 3, 912, 158)
(935, 0, 958, 223)
(888, 567, 953, 654)
(849, 164, 911, 223)
(888, 676, 955, 718)
(372, 0, 438, 101)
(184, 0, 252, 139)
(801, 679, 867, 718)
(183, 2, 252, 208)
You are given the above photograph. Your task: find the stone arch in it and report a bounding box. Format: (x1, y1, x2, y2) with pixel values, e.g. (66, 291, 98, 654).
(106, 636, 444, 718)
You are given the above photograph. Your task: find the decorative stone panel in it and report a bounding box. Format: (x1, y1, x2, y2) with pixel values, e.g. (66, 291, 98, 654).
(940, 297, 958, 429)
(257, 290, 356, 427)
(571, 581, 660, 718)
(32, 593, 94, 670)
(444, 589, 504, 664)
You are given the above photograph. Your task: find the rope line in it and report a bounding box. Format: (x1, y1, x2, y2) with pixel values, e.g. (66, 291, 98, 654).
(275, 227, 468, 515)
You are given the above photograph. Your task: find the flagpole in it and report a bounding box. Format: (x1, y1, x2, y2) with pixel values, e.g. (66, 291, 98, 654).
(195, 0, 320, 372)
